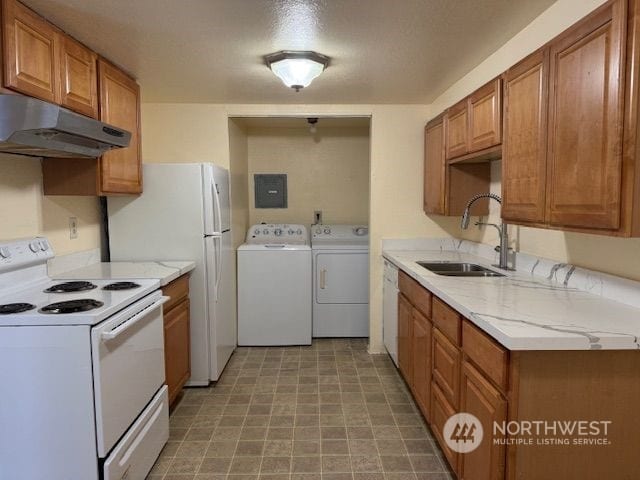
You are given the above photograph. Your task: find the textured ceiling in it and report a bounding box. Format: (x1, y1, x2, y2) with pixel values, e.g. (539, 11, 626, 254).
(23, 0, 556, 104)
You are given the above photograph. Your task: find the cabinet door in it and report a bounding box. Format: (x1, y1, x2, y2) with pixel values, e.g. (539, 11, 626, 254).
(460, 361, 507, 480)
(502, 49, 549, 224)
(424, 116, 446, 214)
(397, 293, 413, 383)
(445, 99, 469, 159)
(164, 298, 191, 406)
(432, 327, 460, 409)
(431, 381, 460, 475)
(58, 33, 98, 118)
(411, 308, 431, 422)
(469, 78, 502, 152)
(98, 59, 142, 194)
(546, 0, 626, 230)
(2, 0, 59, 102)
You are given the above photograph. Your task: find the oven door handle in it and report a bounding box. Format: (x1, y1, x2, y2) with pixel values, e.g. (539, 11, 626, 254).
(101, 296, 169, 341)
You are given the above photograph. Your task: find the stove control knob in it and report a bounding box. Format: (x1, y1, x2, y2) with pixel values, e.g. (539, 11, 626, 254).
(315, 228, 321, 234)
(29, 241, 39, 253)
(0, 247, 10, 259)
(254, 229, 260, 235)
(297, 229, 303, 235)
(263, 229, 269, 235)
(274, 228, 282, 236)
(287, 229, 294, 235)
(324, 228, 331, 234)
(39, 240, 49, 251)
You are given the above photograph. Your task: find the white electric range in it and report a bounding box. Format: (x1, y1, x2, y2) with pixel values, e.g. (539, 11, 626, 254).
(0, 237, 170, 480)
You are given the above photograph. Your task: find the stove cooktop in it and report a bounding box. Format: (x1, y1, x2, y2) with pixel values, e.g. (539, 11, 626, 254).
(0, 278, 160, 326)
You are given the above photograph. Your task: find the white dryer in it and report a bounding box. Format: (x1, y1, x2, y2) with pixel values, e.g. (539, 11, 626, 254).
(311, 224, 369, 337)
(237, 224, 312, 346)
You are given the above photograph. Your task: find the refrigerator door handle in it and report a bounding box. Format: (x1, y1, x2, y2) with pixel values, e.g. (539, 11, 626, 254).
(214, 236, 221, 301)
(212, 181, 222, 235)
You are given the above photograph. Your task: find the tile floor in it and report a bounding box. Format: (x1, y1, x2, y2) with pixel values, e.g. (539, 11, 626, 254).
(147, 338, 453, 480)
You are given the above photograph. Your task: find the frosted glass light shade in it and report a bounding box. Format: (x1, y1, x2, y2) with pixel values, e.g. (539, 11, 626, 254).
(265, 51, 330, 91)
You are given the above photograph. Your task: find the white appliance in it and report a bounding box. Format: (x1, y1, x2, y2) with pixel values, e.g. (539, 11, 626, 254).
(383, 259, 399, 366)
(237, 224, 312, 346)
(0, 237, 169, 480)
(108, 163, 236, 384)
(311, 224, 369, 337)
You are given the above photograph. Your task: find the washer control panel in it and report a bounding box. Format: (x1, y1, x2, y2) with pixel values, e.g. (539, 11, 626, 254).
(312, 224, 369, 240)
(246, 224, 308, 245)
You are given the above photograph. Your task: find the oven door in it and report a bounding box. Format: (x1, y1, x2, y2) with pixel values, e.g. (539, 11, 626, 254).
(91, 290, 168, 457)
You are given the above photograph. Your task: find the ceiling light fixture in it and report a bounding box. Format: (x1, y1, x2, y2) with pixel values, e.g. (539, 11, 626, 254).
(265, 50, 330, 92)
(307, 117, 318, 134)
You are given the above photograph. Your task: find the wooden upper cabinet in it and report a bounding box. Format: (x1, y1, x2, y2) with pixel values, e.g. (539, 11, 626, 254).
(424, 115, 446, 215)
(424, 114, 491, 217)
(445, 99, 469, 159)
(58, 33, 98, 118)
(502, 49, 549, 224)
(469, 78, 502, 152)
(2, 0, 59, 103)
(546, 0, 626, 230)
(98, 59, 142, 194)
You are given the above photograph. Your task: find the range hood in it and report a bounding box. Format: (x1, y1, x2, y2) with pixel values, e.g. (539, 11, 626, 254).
(0, 94, 131, 158)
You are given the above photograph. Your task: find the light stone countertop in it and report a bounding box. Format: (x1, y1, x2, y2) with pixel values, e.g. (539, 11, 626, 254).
(383, 249, 640, 351)
(54, 261, 196, 287)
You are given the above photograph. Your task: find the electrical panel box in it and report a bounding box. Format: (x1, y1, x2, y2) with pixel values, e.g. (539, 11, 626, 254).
(254, 174, 287, 208)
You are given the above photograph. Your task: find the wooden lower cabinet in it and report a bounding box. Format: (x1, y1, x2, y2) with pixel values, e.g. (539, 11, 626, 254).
(164, 298, 190, 405)
(161, 274, 191, 406)
(432, 327, 461, 408)
(394, 269, 640, 479)
(397, 293, 413, 382)
(411, 308, 431, 421)
(459, 361, 507, 480)
(431, 381, 460, 475)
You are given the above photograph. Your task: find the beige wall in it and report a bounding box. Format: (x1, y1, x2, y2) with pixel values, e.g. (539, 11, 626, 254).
(246, 126, 369, 226)
(0, 154, 101, 255)
(427, 0, 640, 282)
(228, 119, 250, 249)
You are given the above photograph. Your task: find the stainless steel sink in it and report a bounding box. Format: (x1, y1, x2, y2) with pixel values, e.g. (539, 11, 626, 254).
(417, 261, 505, 277)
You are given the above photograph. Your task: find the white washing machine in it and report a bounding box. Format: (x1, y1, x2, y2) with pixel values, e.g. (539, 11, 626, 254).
(311, 224, 369, 337)
(237, 224, 312, 346)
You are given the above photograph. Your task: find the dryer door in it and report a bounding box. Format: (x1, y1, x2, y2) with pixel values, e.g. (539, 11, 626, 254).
(315, 252, 369, 304)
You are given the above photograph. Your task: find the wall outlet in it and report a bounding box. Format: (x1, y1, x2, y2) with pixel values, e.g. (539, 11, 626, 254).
(69, 217, 78, 239)
(314, 210, 323, 225)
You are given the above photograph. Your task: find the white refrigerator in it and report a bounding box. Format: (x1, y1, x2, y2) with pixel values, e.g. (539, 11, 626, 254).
(108, 163, 236, 384)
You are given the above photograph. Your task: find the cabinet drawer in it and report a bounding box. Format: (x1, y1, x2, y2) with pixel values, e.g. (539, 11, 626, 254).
(463, 321, 508, 392)
(432, 328, 460, 409)
(432, 297, 461, 345)
(161, 274, 190, 312)
(398, 270, 432, 318)
(431, 381, 459, 474)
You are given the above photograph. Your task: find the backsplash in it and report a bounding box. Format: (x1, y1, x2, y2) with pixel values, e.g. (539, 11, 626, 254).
(382, 237, 640, 312)
(47, 247, 100, 277)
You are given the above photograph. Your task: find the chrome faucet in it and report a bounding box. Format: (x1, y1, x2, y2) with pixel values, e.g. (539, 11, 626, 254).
(461, 193, 512, 270)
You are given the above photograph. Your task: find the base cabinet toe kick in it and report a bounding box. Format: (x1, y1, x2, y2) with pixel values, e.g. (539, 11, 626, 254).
(395, 270, 640, 480)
